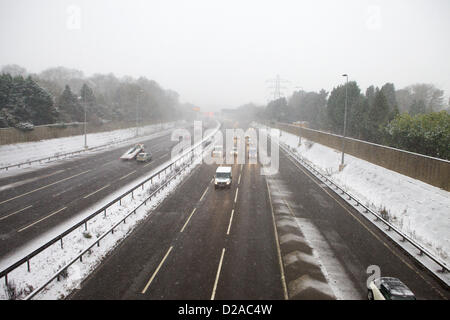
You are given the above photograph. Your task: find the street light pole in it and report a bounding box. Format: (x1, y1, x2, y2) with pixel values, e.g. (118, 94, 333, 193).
(84, 95, 88, 148)
(136, 89, 143, 137)
(340, 74, 348, 170)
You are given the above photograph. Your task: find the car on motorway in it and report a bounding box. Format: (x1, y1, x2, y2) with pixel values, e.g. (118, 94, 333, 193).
(368, 277, 416, 300)
(214, 166, 232, 189)
(248, 147, 257, 159)
(136, 152, 152, 162)
(120, 143, 145, 160)
(212, 145, 223, 158)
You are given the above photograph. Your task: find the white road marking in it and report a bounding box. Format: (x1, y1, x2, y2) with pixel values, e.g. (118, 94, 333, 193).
(83, 184, 111, 199)
(180, 208, 196, 233)
(226, 209, 235, 235)
(143, 161, 153, 168)
(119, 170, 136, 180)
(141, 246, 173, 294)
(234, 187, 239, 203)
(199, 186, 209, 202)
(18, 207, 67, 233)
(265, 176, 289, 300)
(0, 205, 33, 221)
(238, 174, 241, 185)
(0, 170, 91, 205)
(210, 248, 226, 300)
(0, 169, 65, 192)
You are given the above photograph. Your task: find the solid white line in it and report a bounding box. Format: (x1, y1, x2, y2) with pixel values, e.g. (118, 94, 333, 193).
(234, 187, 239, 203)
(210, 248, 226, 300)
(0, 205, 33, 221)
(199, 186, 209, 202)
(83, 184, 110, 199)
(265, 177, 289, 300)
(119, 170, 136, 180)
(0, 170, 91, 205)
(18, 207, 67, 233)
(180, 208, 196, 233)
(226, 209, 235, 235)
(141, 246, 173, 294)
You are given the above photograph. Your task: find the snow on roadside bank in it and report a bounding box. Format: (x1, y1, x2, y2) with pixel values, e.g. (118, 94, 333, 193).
(256, 123, 450, 265)
(0, 121, 181, 168)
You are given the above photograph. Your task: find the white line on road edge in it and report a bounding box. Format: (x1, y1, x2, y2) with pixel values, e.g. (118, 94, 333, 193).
(199, 186, 209, 202)
(0, 205, 33, 221)
(0, 170, 91, 205)
(18, 207, 67, 233)
(142, 246, 173, 294)
(119, 170, 136, 180)
(265, 177, 289, 300)
(234, 188, 239, 203)
(211, 248, 226, 300)
(180, 208, 197, 233)
(83, 184, 111, 199)
(226, 209, 235, 235)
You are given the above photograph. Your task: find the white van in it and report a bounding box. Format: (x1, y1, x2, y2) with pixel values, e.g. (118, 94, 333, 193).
(214, 166, 232, 189)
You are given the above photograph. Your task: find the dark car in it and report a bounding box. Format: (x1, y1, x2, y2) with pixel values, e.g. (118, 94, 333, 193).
(368, 277, 416, 300)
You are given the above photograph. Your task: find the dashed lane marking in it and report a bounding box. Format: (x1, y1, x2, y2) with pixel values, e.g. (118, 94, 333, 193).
(210, 248, 226, 300)
(226, 209, 235, 235)
(18, 207, 67, 233)
(180, 208, 196, 233)
(119, 170, 136, 180)
(83, 184, 111, 199)
(141, 246, 173, 294)
(0, 170, 91, 205)
(0, 205, 33, 221)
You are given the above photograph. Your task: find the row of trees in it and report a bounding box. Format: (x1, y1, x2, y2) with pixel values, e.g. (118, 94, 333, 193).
(247, 81, 449, 160)
(0, 64, 194, 128)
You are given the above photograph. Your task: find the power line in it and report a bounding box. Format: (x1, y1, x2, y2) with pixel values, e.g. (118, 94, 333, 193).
(266, 74, 290, 101)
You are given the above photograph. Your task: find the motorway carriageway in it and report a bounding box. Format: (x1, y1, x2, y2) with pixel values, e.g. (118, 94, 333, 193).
(0, 123, 196, 260)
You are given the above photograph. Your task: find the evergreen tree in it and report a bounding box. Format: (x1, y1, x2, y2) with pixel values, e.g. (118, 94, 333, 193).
(57, 85, 83, 122)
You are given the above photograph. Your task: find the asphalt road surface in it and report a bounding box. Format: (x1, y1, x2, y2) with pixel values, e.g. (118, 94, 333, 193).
(0, 123, 196, 260)
(68, 120, 449, 300)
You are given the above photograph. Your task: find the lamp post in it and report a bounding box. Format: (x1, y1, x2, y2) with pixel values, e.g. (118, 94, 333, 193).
(340, 74, 348, 171)
(78, 92, 88, 149)
(136, 88, 143, 137)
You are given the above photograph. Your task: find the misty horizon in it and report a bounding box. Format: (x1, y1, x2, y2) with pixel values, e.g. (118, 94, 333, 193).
(1, 0, 450, 111)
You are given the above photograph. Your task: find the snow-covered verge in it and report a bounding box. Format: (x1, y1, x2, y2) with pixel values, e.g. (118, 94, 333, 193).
(0, 121, 181, 169)
(255, 123, 450, 266)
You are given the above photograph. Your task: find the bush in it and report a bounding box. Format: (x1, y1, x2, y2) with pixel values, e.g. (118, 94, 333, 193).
(385, 111, 450, 160)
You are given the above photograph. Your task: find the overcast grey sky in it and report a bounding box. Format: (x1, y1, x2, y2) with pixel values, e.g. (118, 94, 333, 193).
(1, 0, 449, 110)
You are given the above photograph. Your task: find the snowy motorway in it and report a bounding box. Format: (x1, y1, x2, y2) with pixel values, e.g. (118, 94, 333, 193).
(0, 124, 193, 261)
(64, 120, 449, 300)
